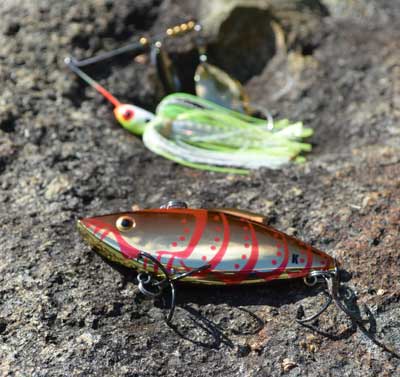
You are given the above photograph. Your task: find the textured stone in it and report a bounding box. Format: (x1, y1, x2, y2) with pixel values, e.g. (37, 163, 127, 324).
(197, 0, 328, 81)
(44, 175, 72, 200)
(1, 0, 400, 376)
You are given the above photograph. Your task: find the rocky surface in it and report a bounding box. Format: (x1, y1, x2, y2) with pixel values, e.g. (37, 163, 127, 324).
(0, 0, 399, 376)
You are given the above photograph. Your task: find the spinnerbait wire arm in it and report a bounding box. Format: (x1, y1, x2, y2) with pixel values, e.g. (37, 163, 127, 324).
(72, 42, 148, 67)
(68, 20, 199, 68)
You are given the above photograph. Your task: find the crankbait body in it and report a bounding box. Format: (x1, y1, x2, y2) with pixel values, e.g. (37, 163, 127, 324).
(78, 207, 335, 285)
(77, 203, 400, 358)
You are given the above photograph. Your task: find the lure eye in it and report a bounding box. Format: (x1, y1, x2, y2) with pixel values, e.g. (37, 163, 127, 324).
(116, 216, 136, 232)
(122, 109, 134, 120)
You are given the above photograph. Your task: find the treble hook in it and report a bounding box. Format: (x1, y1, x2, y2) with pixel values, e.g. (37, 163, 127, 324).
(297, 268, 400, 359)
(296, 270, 335, 323)
(135, 251, 210, 324)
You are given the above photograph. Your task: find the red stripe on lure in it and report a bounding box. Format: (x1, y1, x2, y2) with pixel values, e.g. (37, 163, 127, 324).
(77, 206, 336, 285)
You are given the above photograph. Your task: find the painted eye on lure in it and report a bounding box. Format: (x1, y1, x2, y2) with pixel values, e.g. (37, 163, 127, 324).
(116, 216, 135, 232)
(113, 104, 154, 135)
(122, 109, 134, 120)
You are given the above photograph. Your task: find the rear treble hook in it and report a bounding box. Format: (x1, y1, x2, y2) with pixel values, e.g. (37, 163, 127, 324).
(297, 268, 400, 359)
(296, 270, 336, 324)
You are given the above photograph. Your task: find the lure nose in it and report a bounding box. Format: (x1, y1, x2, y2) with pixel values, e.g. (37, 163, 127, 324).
(77, 216, 118, 256)
(77, 218, 92, 238)
(76, 217, 103, 241)
(77, 217, 90, 231)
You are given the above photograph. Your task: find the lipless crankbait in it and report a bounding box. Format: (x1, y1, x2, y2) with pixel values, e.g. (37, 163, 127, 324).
(78, 201, 338, 320)
(78, 202, 336, 286)
(78, 201, 400, 358)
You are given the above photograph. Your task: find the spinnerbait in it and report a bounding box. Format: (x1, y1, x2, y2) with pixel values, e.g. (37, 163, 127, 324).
(65, 22, 312, 173)
(77, 201, 400, 358)
(64, 60, 312, 173)
(66, 20, 251, 113)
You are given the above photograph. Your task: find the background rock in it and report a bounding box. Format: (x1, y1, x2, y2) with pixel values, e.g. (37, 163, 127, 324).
(197, 0, 328, 82)
(0, 0, 400, 376)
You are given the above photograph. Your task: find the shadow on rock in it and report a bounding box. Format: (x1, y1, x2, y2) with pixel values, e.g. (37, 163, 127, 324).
(100, 256, 377, 350)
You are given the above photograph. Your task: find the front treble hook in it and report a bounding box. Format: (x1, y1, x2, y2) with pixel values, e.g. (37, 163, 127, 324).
(135, 251, 210, 324)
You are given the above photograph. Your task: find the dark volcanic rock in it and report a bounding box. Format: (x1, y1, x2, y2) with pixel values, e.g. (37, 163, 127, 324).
(0, 0, 399, 376)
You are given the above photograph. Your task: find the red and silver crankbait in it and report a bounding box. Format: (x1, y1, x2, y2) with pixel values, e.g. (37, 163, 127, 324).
(77, 201, 337, 317)
(77, 201, 399, 357)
